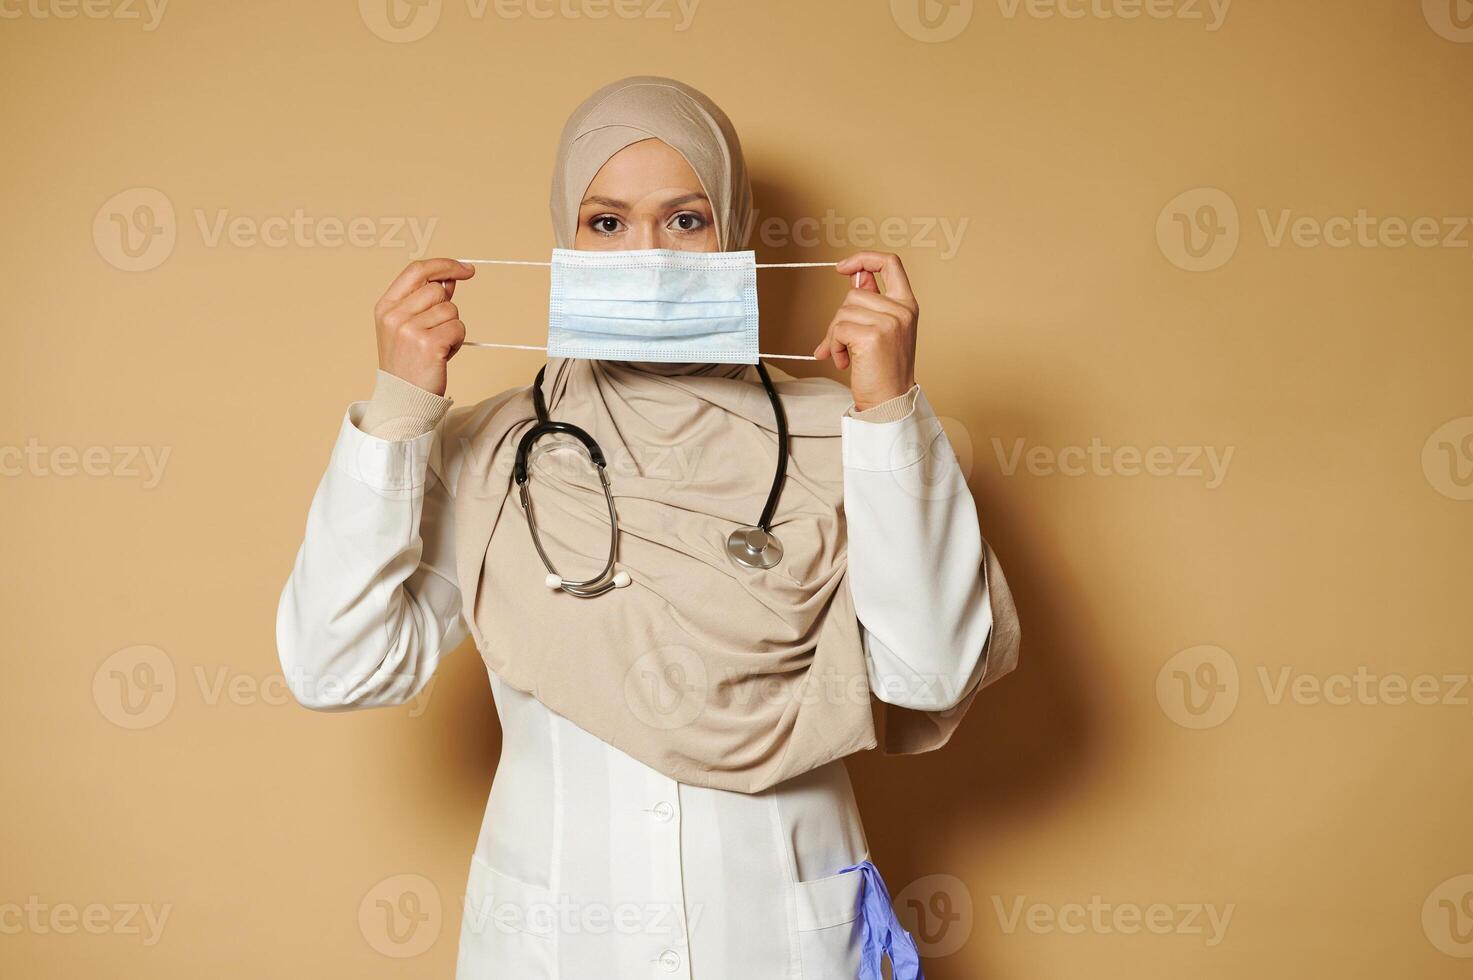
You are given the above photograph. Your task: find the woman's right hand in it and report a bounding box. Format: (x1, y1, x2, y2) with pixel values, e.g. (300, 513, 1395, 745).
(374, 258, 476, 396)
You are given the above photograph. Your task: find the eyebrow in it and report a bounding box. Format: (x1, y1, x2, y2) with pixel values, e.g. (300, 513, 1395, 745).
(580, 192, 711, 210)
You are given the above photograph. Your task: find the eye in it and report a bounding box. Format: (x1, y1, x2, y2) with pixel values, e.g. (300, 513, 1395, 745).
(589, 215, 624, 236)
(669, 211, 708, 233)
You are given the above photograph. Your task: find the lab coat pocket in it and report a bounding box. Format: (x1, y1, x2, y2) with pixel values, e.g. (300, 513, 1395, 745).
(793, 863, 865, 979)
(457, 852, 557, 979)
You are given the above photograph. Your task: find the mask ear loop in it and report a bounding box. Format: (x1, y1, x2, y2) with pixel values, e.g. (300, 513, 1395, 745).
(454, 259, 840, 268)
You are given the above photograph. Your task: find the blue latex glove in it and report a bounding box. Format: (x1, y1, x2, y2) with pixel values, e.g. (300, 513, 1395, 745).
(838, 859, 925, 980)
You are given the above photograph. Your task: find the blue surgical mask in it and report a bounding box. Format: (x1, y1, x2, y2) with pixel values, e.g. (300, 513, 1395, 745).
(547, 247, 759, 364)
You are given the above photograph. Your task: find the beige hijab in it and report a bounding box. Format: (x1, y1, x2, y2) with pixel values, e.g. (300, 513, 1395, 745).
(444, 76, 1018, 793)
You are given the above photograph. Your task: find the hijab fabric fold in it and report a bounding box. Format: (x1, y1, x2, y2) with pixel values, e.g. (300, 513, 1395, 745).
(443, 76, 1017, 793)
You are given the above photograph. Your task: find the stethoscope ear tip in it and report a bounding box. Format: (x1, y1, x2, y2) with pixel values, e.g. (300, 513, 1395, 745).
(544, 570, 633, 593)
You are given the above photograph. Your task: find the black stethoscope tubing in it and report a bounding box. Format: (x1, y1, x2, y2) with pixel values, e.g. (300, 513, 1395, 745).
(513, 361, 790, 596)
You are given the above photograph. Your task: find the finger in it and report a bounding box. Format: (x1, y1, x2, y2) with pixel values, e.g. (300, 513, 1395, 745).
(404, 300, 461, 333)
(835, 251, 915, 306)
(838, 265, 879, 294)
(382, 258, 475, 305)
(838, 288, 913, 319)
(394, 281, 454, 318)
(818, 292, 901, 358)
(828, 322, 857, 371)
(813, 304, 867, 361)
(823, 318, 879, 371)
(812, 318, 837, 361)
(430, 318, 467, 358)
(407, 319, 465, 361)
(818, 301, 893, 362)
(816, 332, 850, 370)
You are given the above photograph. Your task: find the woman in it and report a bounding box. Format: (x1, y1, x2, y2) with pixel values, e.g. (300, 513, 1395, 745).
(277, 76, 1020, 979)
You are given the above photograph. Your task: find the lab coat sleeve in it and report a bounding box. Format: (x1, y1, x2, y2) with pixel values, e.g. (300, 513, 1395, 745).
(841, 384, 996, 711)
(275, 401, 468, 710)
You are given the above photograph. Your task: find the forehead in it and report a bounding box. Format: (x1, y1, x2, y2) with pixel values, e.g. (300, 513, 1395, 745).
(583, 138, 708, 203)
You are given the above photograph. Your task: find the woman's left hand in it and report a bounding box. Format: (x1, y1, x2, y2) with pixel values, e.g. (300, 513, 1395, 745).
(813, 251, 919, 412)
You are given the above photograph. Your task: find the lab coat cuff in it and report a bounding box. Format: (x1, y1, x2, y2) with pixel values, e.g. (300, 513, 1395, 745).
(359, 369, 453, 441)
(334, 405, 437, 495)
(840, 385, 942, 472)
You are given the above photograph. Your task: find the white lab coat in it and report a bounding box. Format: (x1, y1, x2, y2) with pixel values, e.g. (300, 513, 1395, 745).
(277, 383, 1001, 978)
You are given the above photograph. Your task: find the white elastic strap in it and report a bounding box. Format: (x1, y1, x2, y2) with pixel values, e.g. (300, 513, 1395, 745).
(453, 257, 834, 360)
(455, 258, 840, 269)
(455, 258, 555, 267)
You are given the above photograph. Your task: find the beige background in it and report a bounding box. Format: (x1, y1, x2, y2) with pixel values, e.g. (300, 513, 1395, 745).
(3, 0, 1472, 976)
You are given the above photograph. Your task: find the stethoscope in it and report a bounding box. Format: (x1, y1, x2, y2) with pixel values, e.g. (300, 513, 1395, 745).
(513, 361, 791, 597)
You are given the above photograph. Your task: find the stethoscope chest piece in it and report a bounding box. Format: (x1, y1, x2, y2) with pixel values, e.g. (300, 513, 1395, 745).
(726, 525, 783, 570)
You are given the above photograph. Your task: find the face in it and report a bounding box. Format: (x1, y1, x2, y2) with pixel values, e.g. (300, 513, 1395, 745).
(574, 138, 719, 253)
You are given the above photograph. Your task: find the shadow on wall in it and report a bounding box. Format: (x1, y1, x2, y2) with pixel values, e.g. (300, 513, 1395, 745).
(748, 173, 1101, 976)
(845, 405, 1097, 980)
(848, 497, 1098, 878)
(393, 642, 501, 822)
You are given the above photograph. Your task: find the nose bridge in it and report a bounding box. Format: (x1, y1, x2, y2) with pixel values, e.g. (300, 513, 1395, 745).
(629, 217, 659, 250)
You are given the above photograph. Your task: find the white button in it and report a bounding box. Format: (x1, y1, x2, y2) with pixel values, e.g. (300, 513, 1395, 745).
(657, 948, 681, 971)
(650, 800, 675, 822)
